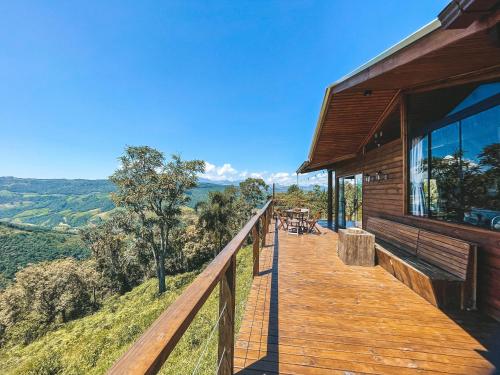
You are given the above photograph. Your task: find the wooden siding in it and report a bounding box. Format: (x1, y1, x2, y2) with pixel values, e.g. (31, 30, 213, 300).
(336, 139, 405, 224)
(333, 139, 500, 321)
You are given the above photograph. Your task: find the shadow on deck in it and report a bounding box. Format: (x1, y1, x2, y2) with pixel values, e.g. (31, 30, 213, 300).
(235, 222, 498, 375)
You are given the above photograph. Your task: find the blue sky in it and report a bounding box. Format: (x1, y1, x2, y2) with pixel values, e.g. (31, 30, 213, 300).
(0, 0, 447, 185)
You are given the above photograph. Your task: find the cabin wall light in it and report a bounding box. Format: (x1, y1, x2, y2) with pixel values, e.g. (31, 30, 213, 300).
(364, 171, 389, 184)
(363, 89, 372, 97)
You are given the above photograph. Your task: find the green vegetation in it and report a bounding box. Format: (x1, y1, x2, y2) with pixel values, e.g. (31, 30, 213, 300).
(274, 184, 328, 217)
(0, 223, 89, 284)
(0, 245, 253, 375)
(110, 147, 205, 294)
(0, 177, 229, 229)
(0, 259, 98, 345)
(196, 178, 268, 257)
(0, 147, 267, 373)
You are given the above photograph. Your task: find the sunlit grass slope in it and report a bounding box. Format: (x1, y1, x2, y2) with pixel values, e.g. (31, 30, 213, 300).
(0, 245, 254, 375)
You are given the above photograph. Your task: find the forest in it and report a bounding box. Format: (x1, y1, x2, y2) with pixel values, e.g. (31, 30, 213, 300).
(0, 223, 88, 287)
(0, 147, 327, 374)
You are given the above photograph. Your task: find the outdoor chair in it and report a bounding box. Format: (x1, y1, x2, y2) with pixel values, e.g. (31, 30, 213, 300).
(287, 218, 301, 235)
(276, 210, 288, 231)
(306, 212, 321, 234)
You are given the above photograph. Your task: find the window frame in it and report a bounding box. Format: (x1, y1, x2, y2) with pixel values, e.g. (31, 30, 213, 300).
(407, 87, 500, 230)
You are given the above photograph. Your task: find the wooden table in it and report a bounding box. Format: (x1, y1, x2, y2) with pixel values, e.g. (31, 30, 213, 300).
(285, 208, 309, 234)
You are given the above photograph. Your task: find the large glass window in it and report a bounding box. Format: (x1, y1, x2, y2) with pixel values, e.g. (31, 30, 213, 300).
(408, 82, 500, 231)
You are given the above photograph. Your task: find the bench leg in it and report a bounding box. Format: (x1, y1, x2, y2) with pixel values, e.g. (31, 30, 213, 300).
(460, 284, 464, 311)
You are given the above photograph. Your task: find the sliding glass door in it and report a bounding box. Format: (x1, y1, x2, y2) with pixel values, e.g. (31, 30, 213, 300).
(338, 177, 346, 228)
(337, 174, 363, 228)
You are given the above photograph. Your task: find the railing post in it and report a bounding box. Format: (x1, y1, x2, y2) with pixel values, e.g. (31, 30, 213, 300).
(218, 254, 236, 375)
(252, 222, 260, 277)
(261, 212, 267, 248)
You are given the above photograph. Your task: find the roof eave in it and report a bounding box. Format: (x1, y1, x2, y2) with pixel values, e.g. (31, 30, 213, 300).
(302, 19, 441, 172)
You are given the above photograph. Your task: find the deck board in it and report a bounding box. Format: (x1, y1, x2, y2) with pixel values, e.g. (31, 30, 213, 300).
(234, 223, 497, 374)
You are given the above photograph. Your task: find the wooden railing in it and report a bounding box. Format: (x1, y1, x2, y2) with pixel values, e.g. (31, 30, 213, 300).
(108, 200, 273, 375)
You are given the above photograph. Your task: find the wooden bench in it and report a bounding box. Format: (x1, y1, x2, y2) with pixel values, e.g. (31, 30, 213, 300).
(366, 217, 477, 310)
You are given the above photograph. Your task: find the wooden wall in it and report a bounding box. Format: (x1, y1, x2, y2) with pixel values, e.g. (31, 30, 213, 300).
(334, 139, 500, 321)
(335, 139, 404, 227)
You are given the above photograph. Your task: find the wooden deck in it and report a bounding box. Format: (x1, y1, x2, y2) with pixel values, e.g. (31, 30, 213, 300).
(234, 224, 498, 375)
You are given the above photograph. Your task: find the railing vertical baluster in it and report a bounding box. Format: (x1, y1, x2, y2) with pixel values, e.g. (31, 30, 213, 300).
(217, 254, 236, 375)
(261, 211, 267, 248)
(252, 222, 260, 277)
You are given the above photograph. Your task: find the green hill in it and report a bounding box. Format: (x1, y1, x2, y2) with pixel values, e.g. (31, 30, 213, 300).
(0, 245, 253, 374)
(0, 177, 229, 229)
(0, 222, 89, 285)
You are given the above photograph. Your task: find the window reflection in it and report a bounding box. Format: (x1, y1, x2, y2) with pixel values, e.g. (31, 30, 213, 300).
(461, 106, 500, 230)
(430, 122, 461, 221)
(408, 82, 500, 231)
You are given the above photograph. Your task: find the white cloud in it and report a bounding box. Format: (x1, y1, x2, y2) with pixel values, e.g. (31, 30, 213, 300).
(217, 163, 236, 176)
(204, 162, 216, 173)
(199, 162, 327, 186)
(200, 162, 239, 182)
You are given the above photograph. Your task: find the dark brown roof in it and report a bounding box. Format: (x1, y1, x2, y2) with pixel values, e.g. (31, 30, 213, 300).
(299, 1, 500, 173)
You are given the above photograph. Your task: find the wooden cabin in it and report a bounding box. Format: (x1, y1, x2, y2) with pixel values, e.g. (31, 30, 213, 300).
(298, 0, 500, 321)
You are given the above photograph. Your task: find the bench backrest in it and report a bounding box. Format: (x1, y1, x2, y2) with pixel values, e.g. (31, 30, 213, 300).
(417, 229, 471, 280)
(366, 217, 419, 255)
(366, 217, 474, 281)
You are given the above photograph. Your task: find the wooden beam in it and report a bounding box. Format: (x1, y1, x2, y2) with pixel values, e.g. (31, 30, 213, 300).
(306, 153, 357, 172)
(218, 255, 236, 375)
(308, 87, 333, 162)
(252, 222, 260, 277)
(327, 170, 333, 223)
(261, 214, 266, 249)
(331, 11, 500, 94)
(334, 175, 340, 230)
(405, 64, 500, 94)
(400, 96, 408, 216)
(357, 90, 401, 152)
(439, 0, 498, 29)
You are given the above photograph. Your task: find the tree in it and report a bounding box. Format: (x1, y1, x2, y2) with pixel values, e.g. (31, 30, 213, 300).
(343, 182, 356, 221)
(478, 143, 500, 210)
(0, 259, 97, 344)
(80, 212, 147, 296)
(287, 184, 300, 194)
(307, 185, 327, 217)
(239, 178, 269, 209)
(110, 146, 204, 294)
(196, 189, 235, 256)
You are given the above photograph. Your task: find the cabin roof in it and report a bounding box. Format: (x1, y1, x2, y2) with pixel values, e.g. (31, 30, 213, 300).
(299, 0, 500, 173)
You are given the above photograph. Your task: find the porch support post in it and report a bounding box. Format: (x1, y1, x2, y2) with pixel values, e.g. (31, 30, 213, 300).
(327, 170, 333, 223)
(334, 174, 339, 230)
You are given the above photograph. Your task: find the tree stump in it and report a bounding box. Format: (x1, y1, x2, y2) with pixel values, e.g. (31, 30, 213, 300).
(338, 228, 375, 266)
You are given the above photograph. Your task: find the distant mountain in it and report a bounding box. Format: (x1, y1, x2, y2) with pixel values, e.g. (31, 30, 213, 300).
(0, 177, 229, 229)
(0, 176, 115, 195)
(197, 177, 236, 185)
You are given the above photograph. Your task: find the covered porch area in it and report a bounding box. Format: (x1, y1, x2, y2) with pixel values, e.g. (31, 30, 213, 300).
(234, 223, 498, 374)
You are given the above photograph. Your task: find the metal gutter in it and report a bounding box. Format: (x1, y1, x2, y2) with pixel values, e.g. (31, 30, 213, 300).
(328, 19, 441, 91)
(305, 18, 442, 165)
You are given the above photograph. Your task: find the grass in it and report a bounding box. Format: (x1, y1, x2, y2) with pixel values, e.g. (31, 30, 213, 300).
(0, 245, 255, 374)
(13, 208, 51, 219)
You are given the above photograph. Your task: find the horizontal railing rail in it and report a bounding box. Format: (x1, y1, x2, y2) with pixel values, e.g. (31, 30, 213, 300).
(108, 200, 273, 375)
